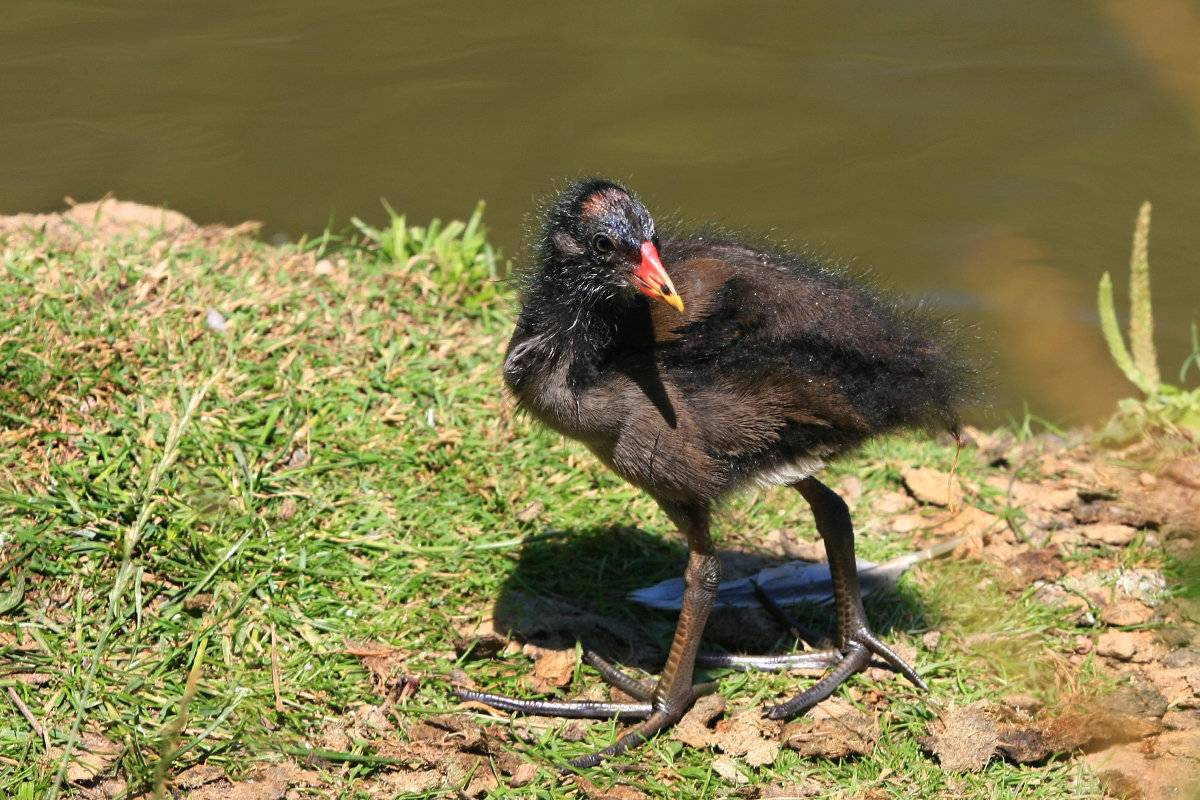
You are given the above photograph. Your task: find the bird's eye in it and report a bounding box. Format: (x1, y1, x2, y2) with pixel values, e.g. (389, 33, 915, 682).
(592, 234, 615, 254)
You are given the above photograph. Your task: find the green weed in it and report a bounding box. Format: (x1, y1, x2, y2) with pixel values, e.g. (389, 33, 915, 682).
(1097, 201, 1200, 442)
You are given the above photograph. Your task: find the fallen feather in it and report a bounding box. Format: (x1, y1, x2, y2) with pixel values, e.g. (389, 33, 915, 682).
(629, 536, 965, 611)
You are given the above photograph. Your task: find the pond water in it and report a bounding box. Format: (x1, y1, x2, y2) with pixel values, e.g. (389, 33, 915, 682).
(4, 1, 1199, 426)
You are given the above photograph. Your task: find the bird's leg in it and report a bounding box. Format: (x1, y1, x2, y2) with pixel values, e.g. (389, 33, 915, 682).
(763, 476, 928, 719)
(454, 501, 721, 768)
(559, 500, 722, 768)
(649, 501, 720, 711)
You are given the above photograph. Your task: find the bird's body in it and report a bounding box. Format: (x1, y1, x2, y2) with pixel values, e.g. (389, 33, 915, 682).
(461, 179, 970, 769)
(505, 216, 960, 505)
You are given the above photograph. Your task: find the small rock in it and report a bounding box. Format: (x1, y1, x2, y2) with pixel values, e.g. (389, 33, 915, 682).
(764, 528, 824, 560)
(1097, 631, 1139, 661)
(1084, 587, 1111, 611)
(1081, 523, 1139, 546)
(1004, 548, 1066, 582)
(872, 490, 915, 515)
(1163, 710, 1200, 730)
(930, 505, 1002, 540)
(837, 474, 864, 504)
(1101, 682, 1168, 718)
(1023, 507, 1074, 535)
(1100, 598, 1154, 627)
(1144, 665, 1200, 709)
(509, 762, 538, 788)
(966, 425, 1017, 465)
(902, 467, 961, 507)
(278, 496, 298, 520)
(1162, 646, 1200, 669)
(1072, 499, 1159, 529)
(1049, 528, 1085, 549)
(1036, 487, 1079, 510)
(1167, 535, 1194, 550)
(1009, 482, 1078, 511)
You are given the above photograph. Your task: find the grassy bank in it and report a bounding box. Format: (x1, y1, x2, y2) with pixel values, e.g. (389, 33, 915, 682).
(0, 201, 1194, 799)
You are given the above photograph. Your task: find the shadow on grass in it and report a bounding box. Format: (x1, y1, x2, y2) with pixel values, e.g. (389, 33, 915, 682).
(488, 520, 934, 681)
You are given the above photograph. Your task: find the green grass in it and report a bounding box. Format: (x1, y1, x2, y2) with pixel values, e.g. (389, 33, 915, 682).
(0, 204, 1132, 798)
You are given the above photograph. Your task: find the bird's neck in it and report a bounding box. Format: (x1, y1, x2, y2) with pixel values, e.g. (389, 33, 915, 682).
(503, 282, 635, 401)
(532, 276, 629, 353)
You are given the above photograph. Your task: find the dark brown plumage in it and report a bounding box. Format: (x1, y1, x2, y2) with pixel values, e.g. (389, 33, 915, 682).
(458, 179, 970, 768)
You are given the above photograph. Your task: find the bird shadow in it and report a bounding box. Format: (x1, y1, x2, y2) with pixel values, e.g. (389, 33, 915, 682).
(489, 521, 934, 678)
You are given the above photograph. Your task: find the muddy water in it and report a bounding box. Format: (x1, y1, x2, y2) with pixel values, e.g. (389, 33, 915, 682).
(3, 1, 1199, 426)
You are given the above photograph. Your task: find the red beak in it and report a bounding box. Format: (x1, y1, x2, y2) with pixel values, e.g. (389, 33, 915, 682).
(630, 242, 684, 312)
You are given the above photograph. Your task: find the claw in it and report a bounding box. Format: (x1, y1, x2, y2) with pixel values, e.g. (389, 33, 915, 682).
(764, 631, 927, 719)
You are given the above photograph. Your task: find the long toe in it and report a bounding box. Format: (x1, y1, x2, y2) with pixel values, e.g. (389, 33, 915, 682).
(453, 688, 654, 721)
(763, 628, 927, 720)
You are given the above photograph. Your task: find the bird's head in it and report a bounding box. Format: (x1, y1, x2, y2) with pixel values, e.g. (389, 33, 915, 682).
(538, 180, 684, 313)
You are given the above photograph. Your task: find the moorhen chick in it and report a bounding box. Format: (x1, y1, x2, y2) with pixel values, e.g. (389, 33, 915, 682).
(458, 179, 968, 768)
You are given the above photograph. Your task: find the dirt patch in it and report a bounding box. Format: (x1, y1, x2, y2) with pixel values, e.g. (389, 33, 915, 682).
(0, 197, 257, 250)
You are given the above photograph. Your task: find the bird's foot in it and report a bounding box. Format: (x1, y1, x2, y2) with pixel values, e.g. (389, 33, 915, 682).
(762, 627, 927, 719)
(691, 582, 925, 719)
(692, 629, 924, 719)
(453, 650, 717, 769)
(714, 572, 926, 719)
